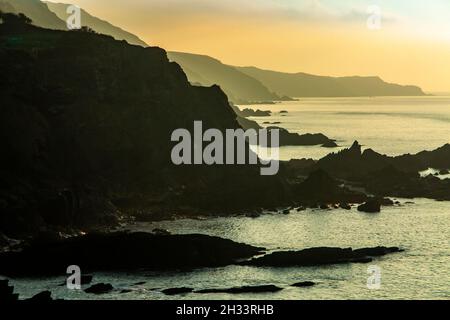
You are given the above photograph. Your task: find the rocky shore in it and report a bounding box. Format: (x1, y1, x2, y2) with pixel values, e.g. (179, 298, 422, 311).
(0, 231, 403, 278)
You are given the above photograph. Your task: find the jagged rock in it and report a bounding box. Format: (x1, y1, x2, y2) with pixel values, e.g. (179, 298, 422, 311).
(0, 232, 264, 276)
(357, 199, 381, 213)
(162, 287, 194, 295)
(84, 283, 113, 294)
(312, 142, 450, 201)
(291, 281, 315, 287)
(238, 108, 271, 117)
(241, 246, 402, 267)
(294, 169, 367, 204)
(196, 285, 283, 294)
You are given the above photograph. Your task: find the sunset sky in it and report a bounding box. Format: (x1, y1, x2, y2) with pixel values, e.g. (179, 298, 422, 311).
(47, 0, 450, 92)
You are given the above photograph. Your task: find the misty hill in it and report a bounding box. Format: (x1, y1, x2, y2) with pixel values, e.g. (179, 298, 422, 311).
(45, 2, 148, 46)
(0, 0, 66, 30)
(236, 66, 425, 97)
(0, 16, 288, 237)
(168, 51, 282, 104)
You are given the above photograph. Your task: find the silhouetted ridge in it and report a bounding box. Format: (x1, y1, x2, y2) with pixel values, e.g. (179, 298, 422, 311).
(236, 66, 426, 97)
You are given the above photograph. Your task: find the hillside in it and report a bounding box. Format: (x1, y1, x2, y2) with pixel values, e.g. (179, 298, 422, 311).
(45, 2, 148, 46)
(237, 66, 426, 97)
(168, 51, 282, 104)
(0, 0, 66, 30)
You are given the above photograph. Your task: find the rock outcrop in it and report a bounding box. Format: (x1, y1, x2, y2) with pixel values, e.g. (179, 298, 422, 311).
(241, 246, 403, 267)
(0, 232, 265, 276)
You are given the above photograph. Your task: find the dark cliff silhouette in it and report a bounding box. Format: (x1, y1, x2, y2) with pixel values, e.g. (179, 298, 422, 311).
(0, 16, 290, 238)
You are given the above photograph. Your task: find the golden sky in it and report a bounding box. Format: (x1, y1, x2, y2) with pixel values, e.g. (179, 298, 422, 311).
(47, 0, 450, 92)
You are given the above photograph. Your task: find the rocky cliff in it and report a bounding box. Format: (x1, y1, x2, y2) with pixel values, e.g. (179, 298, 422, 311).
(0, 19, 290, 237)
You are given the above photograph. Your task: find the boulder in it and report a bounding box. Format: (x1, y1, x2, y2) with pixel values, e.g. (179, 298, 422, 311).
(339, 203, 351, 210)
(357, 199, 381, 213)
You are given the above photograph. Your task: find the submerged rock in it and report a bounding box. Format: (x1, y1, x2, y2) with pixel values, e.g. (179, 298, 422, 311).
(162, 287, 194, 295)
(241, 246, 402, 267)
(84, 283, 113, 294)
(0, 232, 264, 276)
(196, 285, 283, 294)
(291, 281, 316, 287)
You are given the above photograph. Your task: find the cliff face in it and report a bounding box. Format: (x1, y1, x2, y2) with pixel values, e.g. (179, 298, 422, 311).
(0, 22, 289, 237)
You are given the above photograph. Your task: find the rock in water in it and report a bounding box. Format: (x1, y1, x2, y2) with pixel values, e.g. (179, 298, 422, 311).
(291, 281, 316, 287)
(322, 141, 338, 148)
(196, 285, 283, 294)
(84, 283, 113, 294)
(357, 199, 381, 213)
(339, 203, 351, 210)
(162, 287, 194, 295)
(241, 246, 402, 267)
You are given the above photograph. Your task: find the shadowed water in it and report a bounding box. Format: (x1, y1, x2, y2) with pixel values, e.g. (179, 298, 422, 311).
(9, 198, 450, 300)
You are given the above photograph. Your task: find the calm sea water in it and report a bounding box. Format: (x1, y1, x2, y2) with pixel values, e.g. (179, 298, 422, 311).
(6, 97, 450, 300)
(248, 96, 450, 160)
